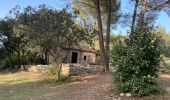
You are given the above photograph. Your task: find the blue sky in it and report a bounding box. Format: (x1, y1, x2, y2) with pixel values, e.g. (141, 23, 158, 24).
(0, 0, 170, 34)
(0, 0, 67, 17)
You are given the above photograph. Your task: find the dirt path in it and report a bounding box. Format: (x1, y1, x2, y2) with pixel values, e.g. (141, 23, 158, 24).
(41, 74, 113, 100)
(40, 74, 170, 100)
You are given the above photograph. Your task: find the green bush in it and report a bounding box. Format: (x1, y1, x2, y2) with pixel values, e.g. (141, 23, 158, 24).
(44, 74, 72, 84)
(56, 76, 72, 83)
(0, 58, 10, 70)
(44, 59, 72, 84)
(111, 24, 162, 96)
(45, 61, 60, 82)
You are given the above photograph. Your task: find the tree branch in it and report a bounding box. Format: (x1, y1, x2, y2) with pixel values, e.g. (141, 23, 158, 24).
(73, 0, 96, 9)
(146, 0, 169, 12)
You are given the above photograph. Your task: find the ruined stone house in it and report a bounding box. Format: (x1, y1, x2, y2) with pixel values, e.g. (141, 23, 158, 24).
(50, 45, 100, 64)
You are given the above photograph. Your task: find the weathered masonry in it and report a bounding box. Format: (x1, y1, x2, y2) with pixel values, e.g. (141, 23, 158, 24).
(49, 45, 100, 65)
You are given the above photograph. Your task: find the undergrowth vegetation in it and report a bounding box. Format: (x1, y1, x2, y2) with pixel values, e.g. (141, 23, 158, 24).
(44, 59, 73, 84)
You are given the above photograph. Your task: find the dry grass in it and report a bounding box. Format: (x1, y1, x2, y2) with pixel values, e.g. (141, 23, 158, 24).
(0, 71, 46, 85)
(0, 71, 49, 100)
(0, 72, 111, 100)
(0, 71, 170, 100)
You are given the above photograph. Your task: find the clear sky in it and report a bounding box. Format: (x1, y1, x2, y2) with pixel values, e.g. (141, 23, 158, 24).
(0, 0, 170, 34)
(0, 0, 67, 17)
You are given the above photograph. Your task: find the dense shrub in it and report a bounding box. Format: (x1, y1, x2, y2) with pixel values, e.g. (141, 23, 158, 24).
(57, 76, 72, 83)
(0, 50, 45, 70)
(0, 58, 10, 70)
(45, 59, 67, 83)
(44, 59, 72, 84)
(111, 25, 162, 96)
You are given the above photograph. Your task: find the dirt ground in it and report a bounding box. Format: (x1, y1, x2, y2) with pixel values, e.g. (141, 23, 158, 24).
(0, 72, 170, 100)
(41, 74, 113, 100)
(40, 74, 170, 100)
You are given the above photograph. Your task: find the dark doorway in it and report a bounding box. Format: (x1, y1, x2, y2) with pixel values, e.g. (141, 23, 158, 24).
(84, 56, 87, 61)
(71, 52, 78, 63)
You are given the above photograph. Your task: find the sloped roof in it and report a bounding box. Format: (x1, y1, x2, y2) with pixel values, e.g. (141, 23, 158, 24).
(62, 44, 99, 53)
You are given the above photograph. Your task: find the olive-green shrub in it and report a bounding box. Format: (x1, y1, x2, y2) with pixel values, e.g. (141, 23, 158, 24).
(111, 25, 162, 96)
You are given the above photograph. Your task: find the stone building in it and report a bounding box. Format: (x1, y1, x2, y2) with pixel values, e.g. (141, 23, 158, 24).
(50, 45, 100, 65)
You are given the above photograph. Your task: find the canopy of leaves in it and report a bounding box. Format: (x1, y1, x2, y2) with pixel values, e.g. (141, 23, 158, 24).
(72, 0, 121, 29)
(0, 4, 97, 69)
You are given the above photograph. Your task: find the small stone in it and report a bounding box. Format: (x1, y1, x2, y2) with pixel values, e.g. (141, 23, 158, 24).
(110, 94, 114, 96)
(84, 80, 87, 82)
(117, 98, 121, 100)
(10, 91, 13, 93)
(112, 97, 119, 100)
(108, 96, 111, 99)
(120, 93, 124, 97)
(105, 95, 111, 99)
(125, 93, 132, 97)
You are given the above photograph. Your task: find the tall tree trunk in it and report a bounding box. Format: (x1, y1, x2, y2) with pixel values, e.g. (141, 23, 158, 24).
(130, 0, 139, 33)
(63, 45, 71, 63)
(17, 50, 21, 69)
(105, 0, 112, 72)
(7, 54, 13, 69)
(94, 0, 107, 72)
(22, 49, 26, 70)
(17, 42, 21, 69)
(5, 45, 14, 69)
(138, 0, 147, 27)
(45, 49, 49, 65)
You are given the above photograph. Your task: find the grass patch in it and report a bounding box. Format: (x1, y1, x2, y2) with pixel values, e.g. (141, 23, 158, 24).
(0, 71, 80, 100)
(0, 81, 47, 100)
(55, 76, 73, 84)
(0, 71, 48, 100)
(43, 74, 73, 85)
(0, 71, 74, 100)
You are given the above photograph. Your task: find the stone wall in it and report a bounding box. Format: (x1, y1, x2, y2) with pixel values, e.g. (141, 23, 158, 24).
(28, 65, 51, 72)
(64, 64, 103, 75)
(28, 64, 104, 76)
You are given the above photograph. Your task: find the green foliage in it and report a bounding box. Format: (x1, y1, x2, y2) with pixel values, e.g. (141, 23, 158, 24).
(48, 60, 61, 77)
(22, 5, 96, 64)
(72, 0, 120, 30)
(45, 60, 72, 84)
(0, 5, 96, 69)
(111, 24, 161, 96)
(56, 76, 73, 84)
(0, 58, 10, 70)
(45, 59, 64, 82)
(0, 6, 34, 69)
(156, 25, 170, 57)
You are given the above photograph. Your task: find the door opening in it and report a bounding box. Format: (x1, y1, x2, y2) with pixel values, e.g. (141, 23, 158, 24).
(71, 52, 78, 63)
